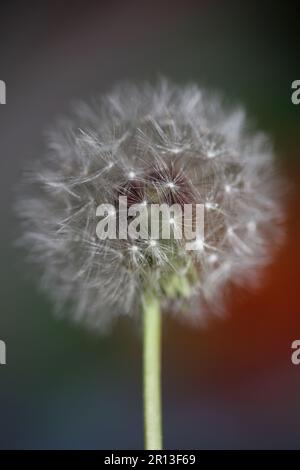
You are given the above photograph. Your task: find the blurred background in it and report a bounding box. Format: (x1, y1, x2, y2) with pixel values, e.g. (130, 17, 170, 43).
(0, 0, 299, 449)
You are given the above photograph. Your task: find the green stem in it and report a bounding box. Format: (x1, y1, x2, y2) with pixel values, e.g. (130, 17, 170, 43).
(142, 292, 163, 450)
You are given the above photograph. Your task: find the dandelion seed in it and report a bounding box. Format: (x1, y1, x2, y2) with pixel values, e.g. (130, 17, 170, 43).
(208, 254, 218, 264)
(205, 202, 218, 210)
(194, 238, 204, 252)
(128, 171, 136, 180)
(247, 221, 256, 233)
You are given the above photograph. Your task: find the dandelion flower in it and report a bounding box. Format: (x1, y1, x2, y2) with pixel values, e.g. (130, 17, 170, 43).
(17, 80, 284, 449)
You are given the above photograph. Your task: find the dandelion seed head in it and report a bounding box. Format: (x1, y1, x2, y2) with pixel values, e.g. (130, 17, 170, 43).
(16, 80, 285, 331)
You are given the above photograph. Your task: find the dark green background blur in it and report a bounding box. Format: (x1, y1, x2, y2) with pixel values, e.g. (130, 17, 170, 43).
(0, 0, 299, 449)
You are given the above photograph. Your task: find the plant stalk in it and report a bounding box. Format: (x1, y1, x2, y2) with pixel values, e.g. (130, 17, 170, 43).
(142, 292, 162, 450)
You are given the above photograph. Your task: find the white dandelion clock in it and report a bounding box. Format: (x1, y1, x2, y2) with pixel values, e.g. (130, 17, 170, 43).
(16, 80, 284, 449)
